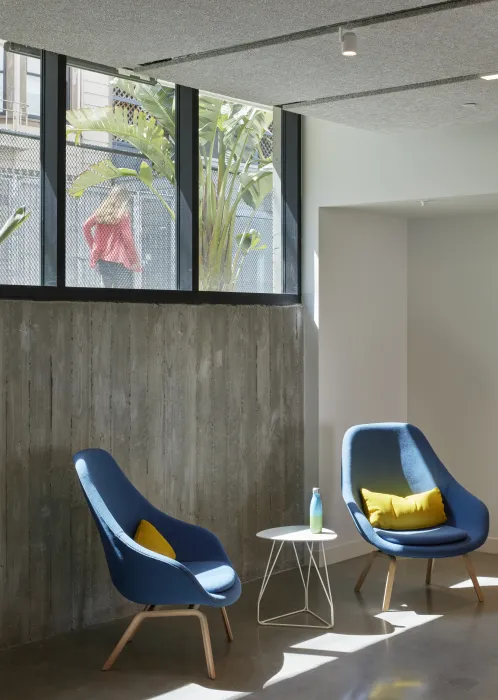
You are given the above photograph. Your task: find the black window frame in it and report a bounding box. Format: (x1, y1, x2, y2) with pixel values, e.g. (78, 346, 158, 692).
(0, 46, 301, 306)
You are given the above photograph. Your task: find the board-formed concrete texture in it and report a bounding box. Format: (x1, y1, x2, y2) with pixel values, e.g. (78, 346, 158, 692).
(0, 300, 303, 648)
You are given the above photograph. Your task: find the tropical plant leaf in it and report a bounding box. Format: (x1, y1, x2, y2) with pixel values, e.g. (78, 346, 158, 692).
(138, 161, 154, 187)
(112, 78, 176, 138)
(68, 160, 140, 198)
(67, 88, 272, 292)
(223, 105, 273, 163)
(66, 106, 175, 182)
(199, 96, 225, 148)
(240, 164, 273, 209)
(235, 230, 267, 252)
(0, 207, 30, 245)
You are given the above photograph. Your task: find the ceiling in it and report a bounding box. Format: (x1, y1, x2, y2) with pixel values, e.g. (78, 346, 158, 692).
(2, 0, 498, 131)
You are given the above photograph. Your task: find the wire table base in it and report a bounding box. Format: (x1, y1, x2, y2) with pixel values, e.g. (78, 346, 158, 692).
(257, 532, 335, 629)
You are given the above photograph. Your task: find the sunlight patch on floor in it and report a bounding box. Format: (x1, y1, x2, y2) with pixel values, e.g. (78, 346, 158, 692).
(152, 684, 248, 700)
(291, 611, 441, 653)
(263, 652, 337, 688)
(451, 576, 498, 589)
(376, 610, 442, 629)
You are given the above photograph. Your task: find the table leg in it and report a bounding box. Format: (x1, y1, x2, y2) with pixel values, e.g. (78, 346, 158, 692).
(257, 541, 284, 624)
(257, 539, 334, 629)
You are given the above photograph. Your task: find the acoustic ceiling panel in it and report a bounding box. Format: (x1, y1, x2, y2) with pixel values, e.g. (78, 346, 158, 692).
(0, 0, 453, 70)
(288, 78, 498, 131)
(149, 2, 498, 107)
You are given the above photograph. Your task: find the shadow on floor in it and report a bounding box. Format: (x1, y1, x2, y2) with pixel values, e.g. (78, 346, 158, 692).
(1, 552, 497, 700)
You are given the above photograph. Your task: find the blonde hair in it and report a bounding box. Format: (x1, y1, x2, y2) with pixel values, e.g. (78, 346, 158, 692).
(94, 185, 130, 224)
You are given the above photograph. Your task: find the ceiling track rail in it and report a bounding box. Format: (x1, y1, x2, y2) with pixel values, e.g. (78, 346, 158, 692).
(281, 73, 482, 109)
(138, 0, 494, 70)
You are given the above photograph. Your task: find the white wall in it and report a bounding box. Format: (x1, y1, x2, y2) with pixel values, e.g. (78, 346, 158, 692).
(318, 209, 408, 559)
(303, 115, 498, 558)
(408, 214, 498, 543)
(302, 116, 498, 534)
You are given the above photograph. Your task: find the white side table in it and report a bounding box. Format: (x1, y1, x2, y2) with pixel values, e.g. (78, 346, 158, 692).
(256, 525, 337, 629)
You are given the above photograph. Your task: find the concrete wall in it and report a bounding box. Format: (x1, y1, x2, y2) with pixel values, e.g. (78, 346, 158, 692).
(0, 299, 304, 649)
(317, 210, 408, 559)
(408, 214, 498, 546)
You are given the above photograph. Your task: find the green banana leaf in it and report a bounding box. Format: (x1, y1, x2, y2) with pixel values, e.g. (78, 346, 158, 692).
(0, 207, 31, 245)
(69, 160, 175, 219)
(223, 105, 272, 163)
(199, 97, 225, 148)
(67, 86, 274, 291)
(235, 230, 267, 252)
(113, 79, 176, 138)
(66, 106, 175, 182)
(240, 164, 273, 209)
(68, 160, 141, 197)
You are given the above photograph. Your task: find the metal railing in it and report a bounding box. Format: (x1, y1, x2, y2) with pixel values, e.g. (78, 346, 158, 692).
(0, 99, 32, 130)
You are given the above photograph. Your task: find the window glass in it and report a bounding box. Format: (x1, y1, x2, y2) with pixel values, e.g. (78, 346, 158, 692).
(26, 57, 39, 74)
(65, 66, 176, 289)
(0, 41, 41, 285)
(26, 74, 40, 118)
(199, 93, 280, 293)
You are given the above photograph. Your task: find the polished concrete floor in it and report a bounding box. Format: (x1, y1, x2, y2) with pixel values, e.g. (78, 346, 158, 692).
(2, 552, 498, 699)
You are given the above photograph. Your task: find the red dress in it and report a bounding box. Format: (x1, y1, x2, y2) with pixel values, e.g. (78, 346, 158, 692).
(83, 213, 142, 272)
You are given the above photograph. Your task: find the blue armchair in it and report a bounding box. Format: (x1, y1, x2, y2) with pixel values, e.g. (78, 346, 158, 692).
(73, 448, 241, 679)
(342, 423, 489, 611)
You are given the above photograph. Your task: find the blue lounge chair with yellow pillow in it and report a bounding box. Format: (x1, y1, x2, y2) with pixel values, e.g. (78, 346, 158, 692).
(73, 448, 241, 679)
(342, 423, 489, 611)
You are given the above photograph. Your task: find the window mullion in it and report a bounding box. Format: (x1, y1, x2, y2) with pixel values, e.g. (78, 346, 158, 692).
(281, 110, 301, 296)
(40, 51, 66, 287)
(175, 84, 199, 292)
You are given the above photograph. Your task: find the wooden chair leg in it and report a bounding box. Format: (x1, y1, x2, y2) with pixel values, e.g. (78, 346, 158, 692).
(355, 551, 379, 593)
(462, 554, 484, 603)
(103, 612, 146, 671)
(102, 609, 216, 679)
(425, 559, 434, 585)
(220, 607, 233, 641)
(382, 556, 397, 612)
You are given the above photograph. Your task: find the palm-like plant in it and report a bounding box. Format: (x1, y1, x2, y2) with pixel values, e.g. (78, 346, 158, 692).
(0, 207, 30, 246)
(67, 80, 273, 291)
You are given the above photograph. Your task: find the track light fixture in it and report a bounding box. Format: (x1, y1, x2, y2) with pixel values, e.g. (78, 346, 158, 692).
(340, 27, 357, 57)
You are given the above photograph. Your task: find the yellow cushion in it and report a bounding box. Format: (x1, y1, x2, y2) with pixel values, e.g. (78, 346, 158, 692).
(134, 519, 176, 559)
(361, 487, 447, 530)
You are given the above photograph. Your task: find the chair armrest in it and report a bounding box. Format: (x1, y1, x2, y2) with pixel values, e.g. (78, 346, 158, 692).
(109, 531, 213, 605)
(143, 506, 231, 564)
(443, 480, 489, 542)
(346, 500, 387, 551)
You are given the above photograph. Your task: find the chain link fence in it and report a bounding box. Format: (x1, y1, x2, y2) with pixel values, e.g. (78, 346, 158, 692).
(0, 130, 41, 286)
(66, 143, 176, 290)
(0, 121, 276, 292)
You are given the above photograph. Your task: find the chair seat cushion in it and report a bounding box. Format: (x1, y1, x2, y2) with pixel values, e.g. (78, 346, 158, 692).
(182, 560, 237, 593)
(375, 524, 468, 546)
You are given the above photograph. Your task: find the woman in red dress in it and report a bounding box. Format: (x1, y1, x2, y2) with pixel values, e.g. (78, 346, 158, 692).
(83, 185, 142, 288)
